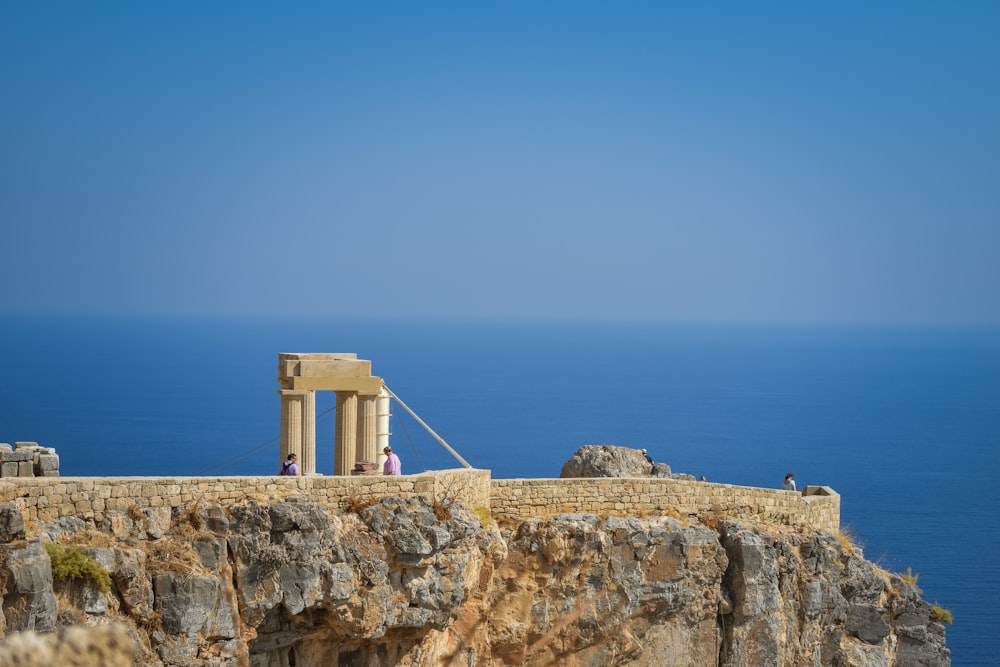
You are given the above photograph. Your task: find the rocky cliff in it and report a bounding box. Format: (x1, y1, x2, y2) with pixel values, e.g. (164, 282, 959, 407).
(0, 488, 949, 667)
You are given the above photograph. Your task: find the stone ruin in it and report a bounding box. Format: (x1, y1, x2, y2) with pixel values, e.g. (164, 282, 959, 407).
(0, 441, 59, 478)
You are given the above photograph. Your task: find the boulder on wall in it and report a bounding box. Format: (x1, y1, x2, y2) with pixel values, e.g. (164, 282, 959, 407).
(561, 444, 694, 479)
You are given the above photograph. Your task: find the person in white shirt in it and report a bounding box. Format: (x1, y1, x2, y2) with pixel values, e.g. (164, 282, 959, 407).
(781, 472, 796, 491)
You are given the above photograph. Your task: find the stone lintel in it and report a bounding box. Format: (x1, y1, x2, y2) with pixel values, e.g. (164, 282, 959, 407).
(289, 376, 383, 395)
(284, 358, 372, 379)
(278, 352, 358, 361)
(278, 352, 358, 360)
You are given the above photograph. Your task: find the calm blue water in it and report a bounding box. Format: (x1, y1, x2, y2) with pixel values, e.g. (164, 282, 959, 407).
(1, 316, 997, 665)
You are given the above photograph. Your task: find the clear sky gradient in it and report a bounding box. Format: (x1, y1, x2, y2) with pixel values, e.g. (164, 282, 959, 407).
(3, 2, 998, 325)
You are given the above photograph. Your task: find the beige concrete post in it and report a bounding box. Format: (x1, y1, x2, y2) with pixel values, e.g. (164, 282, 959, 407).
(302, 390, 316, 474)
(357, 394, 378, 465)
(278, 390, 305, 469)
(335, 391, 358, 475)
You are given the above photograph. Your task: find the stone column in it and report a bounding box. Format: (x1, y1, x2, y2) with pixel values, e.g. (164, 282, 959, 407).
(302, 390, 316, 475)
(376, 386, 391, 472)
(334, 391, 358, 476)
(278, 390, 305, 470)
(357, 394, 378, 465)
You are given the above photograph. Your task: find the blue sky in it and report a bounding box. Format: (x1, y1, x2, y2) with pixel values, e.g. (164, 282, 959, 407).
(2, 2, 998, 325)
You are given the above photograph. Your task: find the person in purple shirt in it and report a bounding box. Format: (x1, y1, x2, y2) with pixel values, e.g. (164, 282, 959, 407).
(383, 446, 401, 476)
(279, 453, 299, 476)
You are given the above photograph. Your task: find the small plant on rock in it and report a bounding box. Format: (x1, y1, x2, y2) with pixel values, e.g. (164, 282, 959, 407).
(345, 492, 381, 514)
(835, 525, 862, 556)
(431, 498, 454, 521)
(930, 604, 953, 625)
(901, 567, 919, 585)
(45, 543, 112, 593)
(473, 505, 492, 528)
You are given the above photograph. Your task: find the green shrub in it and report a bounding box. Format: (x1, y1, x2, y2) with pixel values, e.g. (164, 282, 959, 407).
(900, 567, 919, 585)
(473, 505, 492, 528)
(45, 543, 112, 593)
(930, 604, 953, 624)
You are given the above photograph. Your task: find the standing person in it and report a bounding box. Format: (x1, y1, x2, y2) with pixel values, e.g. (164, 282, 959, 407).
(279, 453, 299, 476)
(781, 472, 796, 491)
(383, 446, 401, 476)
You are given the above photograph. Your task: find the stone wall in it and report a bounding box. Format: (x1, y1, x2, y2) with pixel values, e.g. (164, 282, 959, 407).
(0, 442, 59, 478)
(491, 477, 841, 533)
(0, 468, 492, 534)
(0, 469, 840, 536)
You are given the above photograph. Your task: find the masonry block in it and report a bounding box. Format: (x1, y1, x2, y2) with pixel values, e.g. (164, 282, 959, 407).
(1, 462, 17, 477)
(37, 454, 59, 473)
(18, 461, 34, 477)
(2, 451, 33, 463)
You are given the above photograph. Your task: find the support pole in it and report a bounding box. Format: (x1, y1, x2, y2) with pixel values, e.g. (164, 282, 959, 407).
(382, 384, 472, 469)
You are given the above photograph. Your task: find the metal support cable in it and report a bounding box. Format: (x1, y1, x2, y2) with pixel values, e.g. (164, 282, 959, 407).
(382, 384, 472, 469)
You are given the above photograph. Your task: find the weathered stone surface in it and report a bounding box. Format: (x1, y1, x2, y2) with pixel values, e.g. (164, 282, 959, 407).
(560, 444, 663, 477)
(0, 502, 26, 542)
(841, 555, 885, 604)
(477, 513, 727, 666)
(41, 516, 87, 542)
(558, 444, 699, 481)
(715, 521, 950, 667)
(153, 573, 235, 637)
(2, 541, 57, 633)
(0, 492, 951, 667)
(0, 625, 134, 667)
(36, 454, 59, 474)
(111, 548, 155, 623)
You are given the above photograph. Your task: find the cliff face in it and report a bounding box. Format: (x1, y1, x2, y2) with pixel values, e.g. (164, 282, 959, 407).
(0, 496, 950, 667)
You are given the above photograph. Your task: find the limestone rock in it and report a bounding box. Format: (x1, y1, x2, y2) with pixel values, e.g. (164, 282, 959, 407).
(0, 624, 135, 667)
(560, 444, 666, 477)
(0, 492, 951, 667)
(153, 573, 235, 637)
(479, 513, 728, 666)
(0, 502, 26, 542)
(1, 540, 57, 634)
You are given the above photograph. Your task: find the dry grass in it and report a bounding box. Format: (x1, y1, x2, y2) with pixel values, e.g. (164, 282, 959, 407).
(134, 503, 213, 577)
(835, 525, 862, 556)
(137, 610, 163, 633)
(431, 499, 454, 521)
(930, 604, 953, 625)
(663, 507, 685, 521)
(175, 502, 203, 531)
(697, 511, 725, 531)
(139, 538, 202, 577)
(473, 506, 493, 528)
(54, 590, 87, 627)
(54, 528, 116, 549)
(344, 492, 381, 514)
(900, 567, 919, 585)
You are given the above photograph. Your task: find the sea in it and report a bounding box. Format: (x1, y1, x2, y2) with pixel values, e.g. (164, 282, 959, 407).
(1, 315, 997, 666)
